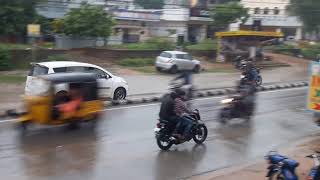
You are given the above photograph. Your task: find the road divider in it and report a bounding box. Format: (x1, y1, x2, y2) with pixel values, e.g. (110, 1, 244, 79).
(0, 81, 309, 119)
(108, 81, 309, 107)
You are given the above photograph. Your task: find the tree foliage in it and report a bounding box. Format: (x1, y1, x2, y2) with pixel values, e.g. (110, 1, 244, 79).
(53, 4, 115, 38)
(289, 0, 320, 33)
(134, 0, 164, 9)
(0, 0, 42, 36)
(210, 2, 248, 30)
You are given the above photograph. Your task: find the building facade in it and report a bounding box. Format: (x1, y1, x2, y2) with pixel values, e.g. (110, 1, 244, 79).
(37, 0, 228, 44)
(239, 0, 303, 40)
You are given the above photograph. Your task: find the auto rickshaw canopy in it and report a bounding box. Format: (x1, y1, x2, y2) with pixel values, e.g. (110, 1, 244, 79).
(38, 73, 97, 84)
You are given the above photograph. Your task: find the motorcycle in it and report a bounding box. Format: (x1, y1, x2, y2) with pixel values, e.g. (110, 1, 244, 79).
(154, 109, 208, 150)
(265, 151, 320, 180)
(169, 80, 194, 101)
(265, 151, 299, 180)
(240, 68, 263, 87)
(219, 95, 255, 123)
(233, 56, 248, 70)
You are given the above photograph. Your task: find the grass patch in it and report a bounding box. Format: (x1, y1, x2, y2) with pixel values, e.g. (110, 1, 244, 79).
(0, 75, 26, 83)
(117, 58, 155, 67)
(186, 39, 217, 50)
(0, 43, 30, 50)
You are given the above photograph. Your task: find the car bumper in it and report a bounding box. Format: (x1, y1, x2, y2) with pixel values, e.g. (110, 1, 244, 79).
(155, 62, 173, 70)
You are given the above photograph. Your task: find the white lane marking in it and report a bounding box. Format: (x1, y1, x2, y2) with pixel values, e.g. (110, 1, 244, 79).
(0, 86, 307, 124)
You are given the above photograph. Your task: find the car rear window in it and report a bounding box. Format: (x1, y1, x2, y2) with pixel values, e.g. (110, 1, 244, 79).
(160, 52, 172, 58)
(28, 65, 49, 76)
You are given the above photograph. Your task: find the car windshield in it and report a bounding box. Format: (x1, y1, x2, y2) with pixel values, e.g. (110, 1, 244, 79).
(160, 52, 172, 58)
(28, 65, 49, 76)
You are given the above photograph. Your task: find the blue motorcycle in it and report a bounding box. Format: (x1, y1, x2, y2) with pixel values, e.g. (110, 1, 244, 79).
(265, 151, 320, 180)
(265, 151, 299, 180)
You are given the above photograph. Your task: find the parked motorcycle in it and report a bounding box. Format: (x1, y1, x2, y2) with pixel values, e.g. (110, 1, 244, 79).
(265, 151, 320, 180)
(154, 109, 208, 150)
(265, 151, 299, 180)
(219, 95, 255, 123)
(240, 68, 263, 87)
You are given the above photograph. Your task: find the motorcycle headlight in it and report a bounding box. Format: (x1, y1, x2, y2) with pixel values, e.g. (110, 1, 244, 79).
(221, 98, 234, 104)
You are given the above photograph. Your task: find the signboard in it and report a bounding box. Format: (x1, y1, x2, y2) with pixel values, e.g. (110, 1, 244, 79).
(27, 24, 41, 36)
(307, 62, 320, 112)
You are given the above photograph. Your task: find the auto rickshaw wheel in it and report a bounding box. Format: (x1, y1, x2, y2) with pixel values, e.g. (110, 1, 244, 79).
(18, 121, 30, 135)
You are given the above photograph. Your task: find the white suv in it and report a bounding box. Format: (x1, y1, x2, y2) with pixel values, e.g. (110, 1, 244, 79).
(155, 51, 201, 74)
(25, 61, 129, 100)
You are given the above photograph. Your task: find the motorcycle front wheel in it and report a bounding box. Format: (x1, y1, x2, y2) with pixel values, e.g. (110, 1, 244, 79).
(256, 76, 262, 86)
(193, 124, 208, 144)
(156, 137, 173, 150)
(269, 172, 285, 180)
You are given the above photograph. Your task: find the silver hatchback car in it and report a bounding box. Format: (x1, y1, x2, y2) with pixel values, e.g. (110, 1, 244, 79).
(155, 51, 201, 74)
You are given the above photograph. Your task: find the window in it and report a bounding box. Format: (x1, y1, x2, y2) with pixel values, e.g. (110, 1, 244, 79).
(86, 67, 109, 79)
(175, 54, 185, 59)
(254, 8, 260, 14)
(263, 7, 269, 15)
(53, 67, 67, 73)
(182, 54, 193, 60)
(66, 66, 86, 72)
(274, 7, 280, 15)
(160, 52, 172, 58)
(28, 65, 49, 76)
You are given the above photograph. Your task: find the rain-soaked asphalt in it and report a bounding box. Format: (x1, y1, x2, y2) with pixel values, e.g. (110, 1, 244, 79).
(0, 87, 318, 180)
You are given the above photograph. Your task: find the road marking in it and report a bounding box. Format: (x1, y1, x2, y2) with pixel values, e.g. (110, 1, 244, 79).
(0, 86, 307, 124)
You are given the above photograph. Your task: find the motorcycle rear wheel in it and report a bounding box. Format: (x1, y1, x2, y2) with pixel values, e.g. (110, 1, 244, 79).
(156, 137, 173, 150)
(193, 124, 208, 144)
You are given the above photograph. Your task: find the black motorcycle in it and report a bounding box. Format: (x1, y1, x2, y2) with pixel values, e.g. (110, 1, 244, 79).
(154, 109, 208, 150)
(219, 95, 255, 123)
(240, 68, 262, 87)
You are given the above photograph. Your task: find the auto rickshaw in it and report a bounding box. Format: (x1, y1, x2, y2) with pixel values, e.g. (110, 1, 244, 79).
(18, 73, 104, 131)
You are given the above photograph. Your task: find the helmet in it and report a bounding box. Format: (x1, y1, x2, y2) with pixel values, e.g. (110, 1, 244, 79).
(174, 88, 186, 98)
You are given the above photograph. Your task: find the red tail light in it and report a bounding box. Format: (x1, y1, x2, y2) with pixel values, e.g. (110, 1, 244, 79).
(307, 176, 313, 180)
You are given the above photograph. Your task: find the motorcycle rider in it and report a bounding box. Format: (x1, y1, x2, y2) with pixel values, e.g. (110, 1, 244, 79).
(234, 84, 256, 118)
(159, 91, 180, 133)
(243, 62, 258, 85)
(173, 89, 194, 141)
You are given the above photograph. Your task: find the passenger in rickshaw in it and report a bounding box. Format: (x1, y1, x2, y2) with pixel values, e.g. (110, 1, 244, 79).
(54, 84, 83, 119)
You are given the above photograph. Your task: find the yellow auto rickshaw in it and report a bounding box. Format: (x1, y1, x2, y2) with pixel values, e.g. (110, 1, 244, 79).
(19, 73, 104, 131)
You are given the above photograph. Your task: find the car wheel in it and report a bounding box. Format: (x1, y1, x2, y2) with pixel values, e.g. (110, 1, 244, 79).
(193, 65, 200, 73)
(113, 87, 126, 100)
(170, 65, 178, 74)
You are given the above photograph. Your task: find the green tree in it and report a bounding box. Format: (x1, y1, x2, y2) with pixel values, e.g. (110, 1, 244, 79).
(289, 0, 320, 34)
(55, 4, 115, 37)
(210, 2, 248, 30)
(134, 0, 164, 9)
(0, 0, 41, 36)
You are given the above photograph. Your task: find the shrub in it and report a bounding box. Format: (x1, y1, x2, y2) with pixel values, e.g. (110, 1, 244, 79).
(186, 39, 217, 50)
(0, 47, 12, 71)
(145, 37, 175, 50)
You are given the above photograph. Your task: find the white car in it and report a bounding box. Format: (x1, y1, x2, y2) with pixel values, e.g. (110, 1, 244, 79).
(25, 61, 128, 100)
(155, 51, 201, 74)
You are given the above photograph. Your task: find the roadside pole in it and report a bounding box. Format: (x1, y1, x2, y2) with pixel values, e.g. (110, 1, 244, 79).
(27, 24, 41, 62)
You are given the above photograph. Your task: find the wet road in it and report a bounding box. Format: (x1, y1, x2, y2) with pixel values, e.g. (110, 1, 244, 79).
(0, 87, 318, 180)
